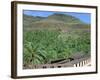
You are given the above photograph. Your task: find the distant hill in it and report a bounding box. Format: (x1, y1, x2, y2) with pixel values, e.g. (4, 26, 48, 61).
(47, 13, 82, 23)
(23, 13, 90, 31)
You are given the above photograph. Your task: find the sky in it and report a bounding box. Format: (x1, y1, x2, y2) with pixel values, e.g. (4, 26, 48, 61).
(23, 10, 91, 24)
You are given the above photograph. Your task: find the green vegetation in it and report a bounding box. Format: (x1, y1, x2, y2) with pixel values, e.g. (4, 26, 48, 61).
(23, 30, 90, 66)
(23, 13, 90, 67)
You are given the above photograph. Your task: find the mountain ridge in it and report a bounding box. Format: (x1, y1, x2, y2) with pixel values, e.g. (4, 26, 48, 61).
(23, 13, 90, 31)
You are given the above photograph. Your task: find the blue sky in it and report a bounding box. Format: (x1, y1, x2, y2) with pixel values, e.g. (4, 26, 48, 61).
(23, 10, 91, 24)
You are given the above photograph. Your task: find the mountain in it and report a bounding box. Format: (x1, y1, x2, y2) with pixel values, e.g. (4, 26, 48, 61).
(23, 14, 45, 27)
(47, 13, 82, 23)
(23, 13, 90, 31)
